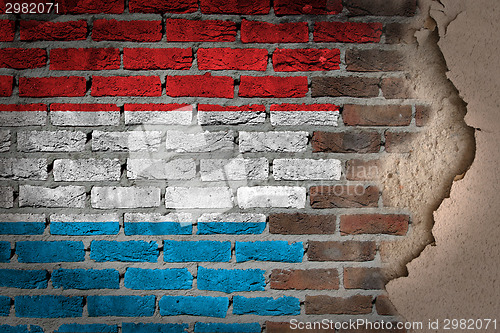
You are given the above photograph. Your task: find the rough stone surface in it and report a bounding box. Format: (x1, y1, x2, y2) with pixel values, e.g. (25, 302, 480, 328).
(0, 158, 47, 180)
(18, 131, 86, 152)
(0, 187, 13, 208)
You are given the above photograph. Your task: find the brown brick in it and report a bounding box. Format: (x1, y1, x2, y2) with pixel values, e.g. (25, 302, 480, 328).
(344, 267, 386, 289)
(305, 295, 373, 315)
(308, 241, 376, 261)
(346, 49, 406, 72)
(266, 322, 332, 333)
(346, 159, 381, 181)
(312, 131, 381, 153)
(385, 23, 417, 44)
(343, 105, 412, 126)
(345, 0, 417, 16)
(416, 105, 431, 127)
(340, 214, 410, 235)
(310, 185, 379, 208)
(385, 132, 418, 153)
(269, 213, 336, 234)
(376, 295, 399, 316)
(381, 77, 414, 99)
(311, 77, 379, 98)
(270, 269, 339, 290)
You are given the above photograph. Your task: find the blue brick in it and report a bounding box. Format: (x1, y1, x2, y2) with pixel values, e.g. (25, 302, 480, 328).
(0, 296, 11, 316)
(16, 241, 84, 263)
(197, 222, 265, 235)
(90, 241, 158, 262)
(0, 269, 48, 289)
(194, 323, 261, 333)
(55, 324, 118, 333)
(159, 296, 228, 318)
(124, 222, 192, 235)
(233, 296, 300, 316)
(163, 240, 231, 262)
(122, 323, 188, 333)
(0, 325, 43, 333)
(0, 241, 10, 262)
(124, 268, 192, 290)
(197, 267, 265, 293)
(52, 269, 119, 290)
(15, 295, 83, 318)
(50, 222, 119, 235)
(0, 223, 45, 235)
(235, 241, 303, 263)
(87, 296, 155, 317)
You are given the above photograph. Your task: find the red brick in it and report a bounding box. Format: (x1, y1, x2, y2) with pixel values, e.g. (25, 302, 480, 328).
(0, 76, 13, 97)
(124, 104, 192, 112)
(314, 22, 382, 43)
(201, 0, 269, 14)
(305, 295, 373, 315)
(343, 105, 412, 126)
(92, 19, 162, 42)
(20, 20, 87, 41)
(346, 159, 381, 181)
(198, 104, 265, 112)
(0, 104, 46, 112)
(376, 295, 399, 316)
(271, 103, 339, 112)
(91, 76, 161, 97)
(50, 48, 120, 71)
(308, 241, 376, 261)
(269, 213, 336, 234)
(381, 77, 414, 99)
(166, 19, 236, 42)
(273, 48, 340, 72)
(241, 20, 308, 43)
(198, 48, 268, 71)
(57, 0, 124, 13)
(0, 48, 47, 69)
(270, 269, 339, 290)
(129, 0, 197, 13)
(416, 105, 431, 127)
(166, 74, 234, 98)
(312, 131, 381, 153)
(310, 185, 379, 208)
(346, 49, 406, 72)
(311, 77, 380, 97)
(340, 214, 409, 235)
(124, 48, 192, 70)
(384, 131, 418, 153)
(0, 20, 14, 42)
(50, 104, 120, 112)
(344, 267, 385, 289)
(274, 0, 342, 15)
(239, 76, 308, 98)
(19, 77, 86, 97)
(345, 0, 417, 16)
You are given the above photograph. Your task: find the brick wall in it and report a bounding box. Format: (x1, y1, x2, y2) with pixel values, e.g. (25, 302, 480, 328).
(0, 0, 421, 331)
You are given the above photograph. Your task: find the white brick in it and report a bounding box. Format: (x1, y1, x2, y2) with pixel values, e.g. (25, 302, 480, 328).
(166, 130, 235, 152)
(53, 159, 121, 182)
(124, 213, 193, 223)
(51, 111, 120, 126)
(0, 111, 46, 126)
(0, 130, 10, 152)
(198, 111, 265, 125)
(125, 108, 192, 125)
(237, 186, 306, 209)
(91, 187, 160, 209)
(50, 213, 119, 222)
(0, 214, 45, 222)
(239, 131, 308, 153)
(0, 158, 47, 180)
(273, 159, 342, 180)
(127, 159, 195, 180)
(271, 111, 339, 126)
(0, 187, 13, 208)
(165, 187, 233, 209)
(92, 131, 162, 152)
(200, 158, 268, 181)
(198, 213, 266, 223)
(17, 131, 86, 152)
(19, 185, 86, 208)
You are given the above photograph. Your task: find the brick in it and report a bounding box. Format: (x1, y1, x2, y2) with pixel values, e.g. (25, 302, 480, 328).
(58, 0, 124, 13)
(166, 130, 235, 152)
(125, 103, 192, 125)
(200, 158, 268, 181)
(0, 241, 10, 262)
(340, 214, 410, 235)
(314, 22, 382, 43)
(235, 241, 303, 262)
(381, 77, 415, 99)
(274, 0, 341, 14)
(92, 76, 161, 97)
(0, 20, 14, 42)
(198, 48, 267, 71)
(266, 322, 331, 333)
(88, 296, 155, 317)
(308, 241, 376, 261)
(15, 296, 83, 318)
(0, 48, 46, 69)
(20, 20, 87, 41)
(0, 269, 48, 289)
(127, 158, 195, 180)
(346, 159, 381, 181)
(19, 77, 86, 97)
(344, 267, 385, 289)
(159, 296, 228, 318)
(311, 77, 380, 97)
(312, 131, 381, 153)
(386, 23, 417, 44)
(16, 241, 84, 263)
(50, 214, 120, 236)
(19, 185, 85, 208)
(0, 130, 9, 152)
(56, 324, 118, 333)
(165, 187, 233, 209)
(195, 323, 261, 333)
(0, 214, 45, 235)
(310, 185, 379, 208)
(53, 159, 120, 182)
(52, 269, 119, 290)
(0, 296, 10, 316)
(18, 130, 85, 152)
(0, 75, 12, 96)
(269, 213, 336, 234)
(197, 267, 265, 293)
(91, 241, 158, 262)
(50, 48, 120, 71)
(92, 19, 162, 42)
(124, 268, 192, 290)
(241, 20, 308, 43)
(273, 159, 341, 180)
(131, 0, 196, 12)
(198, 104, 265, 125)
(270, 269, 339, 290)
(50, 103, 120, 126)
(345, 0, 417, 16)
(239, 131, 308, 153)
(376, 295, 398, 316)
(305, 295, 372, 315)
(197, 213, 266, 235)
(124, 48, 192, 70)
(233, 296, 300, 316)
(416, 105, 431, 127)
(124, 213, 193, 236)
(0, 158, 47, 180)
(91, 187, 160, 209)
(92, 131, 162, 152)
(385, 132, 418, 153)
(0, 325, 44, 332)
(0, 187, 13, 208)
(166, 74, 234, 98)
(163, 240, 231, 262)
(123, 323, 187, 333)
(237, 186, 306, 209)
(346, 49, 406, 72)
(273, 48, 340, 71)
(270, 103, 340, 126)
(166, 19, 236, 42)
(239, 76, 308, 98)
(200, 0, 269, 14)
(0, 104, 47, 126)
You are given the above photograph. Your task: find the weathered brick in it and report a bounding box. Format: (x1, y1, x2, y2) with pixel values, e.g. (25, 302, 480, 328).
(270, 269, 339, 290)
(197, 213, 266, 235)
(200, 0, 269, 14)
(50, 103, 120, 126)
(198, 104, 265, 125)
(312, 131, 381, 153)
(19, 77, 86, 97)
(91, 187, 160, 209)
(159, 296, 229, 318)
(124, 323, 187, 333)
(53, 159, 121, 182)
(50, 48, 120, 71)
(274, 0, 342, 14)
(57, 324, 119, 333)
(16, 241, 84, 263)
(0, 130, 9, 152)
(0, 241, 10, 262)
(381, 77, 415, 99)
(163, 240, 231, 262)
(195, 323, 260, 333)
(129, 0, 197, 13)
(52, 269, 119, 290)
(124, 212, 193, 236)
(127, 158, 196, 180)
(124, 48, 192, 70)
(233, 296, 300, 315)
(311, 76, 379, 97)
(124, 268, 192, 290)
(0, 104, 47, 126)
(18, 130, 86, 152)
(340, 214, 410, 235)
(0, 20, 14, 42)
(344, 267, 385, 289)
(124, 103, 192, 125)
(314, 22, 382, 43)
(241, 20, 308, 43)
(92, 131, 162, 152)
(19, 185, 85, 208)
(0, 269, 48, 289)
(273, 48, 340, 72)
(346, 49, 406, 72)
(50, 214, 119, 236)
(88, 296, 155, 317)
(269, 213, 336, 234)
(273, 159, 341, 180)
(15, 295, 83, 318)
(20, 20, 87, 41)
(239, 131, 308, 153)
(90, 241, 158, 262)
(0, 48, 46, 69)
(345, 0, 417, 16)
(198, 48, 268, 71)
(270, 103, 340, 126)
(166, 19, 236, 42)
(305, 295, 373, 315)
(91, 76, 161, 97)
(375, 295, 398, 316)
(346, 159, 381, 181)
(0, 76, 12, 96)
(165, 187, 233, 209)
(386, 23, 417, 44)
(0, 158, 47, 180)
(92, 19, 162, 42)
(200, 158, 268, 181)
(238, 186, 306, 209)
(385, 131, 418, 153)
(310, 185, 379, 208)
(0, 187, 13, 208)
(308, 241, 376, 261)
(167, 74, 233, 98)
(166, 130, 234, 152)
(239, 76, 308, 98)
(416, 105, 431, 127)
(58, 0, 124, 13)
(198, 266, 265, 293)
